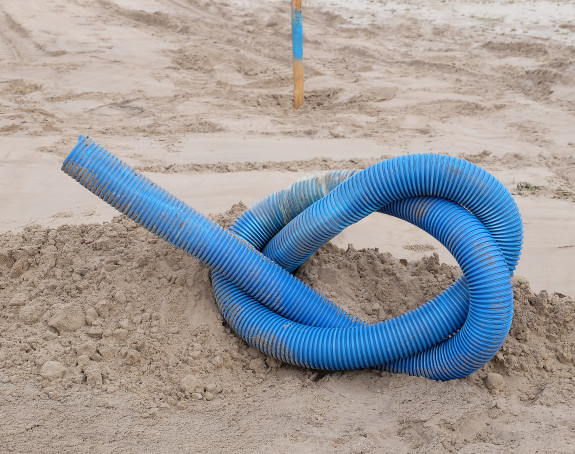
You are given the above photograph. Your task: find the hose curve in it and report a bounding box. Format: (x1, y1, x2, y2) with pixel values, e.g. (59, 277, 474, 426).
(62, 136, 523, 380)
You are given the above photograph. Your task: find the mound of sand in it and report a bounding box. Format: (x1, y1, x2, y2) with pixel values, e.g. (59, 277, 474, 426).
(1, 206, 574, 452)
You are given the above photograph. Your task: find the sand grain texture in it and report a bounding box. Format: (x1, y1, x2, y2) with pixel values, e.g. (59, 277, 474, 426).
(1, 0, 575, 452)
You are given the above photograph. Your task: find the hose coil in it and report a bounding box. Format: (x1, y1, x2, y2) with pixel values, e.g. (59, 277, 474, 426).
(62, 136, 523, 380)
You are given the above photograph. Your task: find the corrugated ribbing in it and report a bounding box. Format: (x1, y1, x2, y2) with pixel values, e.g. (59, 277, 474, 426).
(62, 136, 522, 380)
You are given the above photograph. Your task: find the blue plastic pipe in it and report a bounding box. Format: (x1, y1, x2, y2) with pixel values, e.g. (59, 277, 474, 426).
(62, 136, 523, 380)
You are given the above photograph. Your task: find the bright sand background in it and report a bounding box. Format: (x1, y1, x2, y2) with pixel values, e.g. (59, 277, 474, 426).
(1, 0, 574, 452)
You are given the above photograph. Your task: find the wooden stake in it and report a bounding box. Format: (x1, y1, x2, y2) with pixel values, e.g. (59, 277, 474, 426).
(292, 0, 304, 109)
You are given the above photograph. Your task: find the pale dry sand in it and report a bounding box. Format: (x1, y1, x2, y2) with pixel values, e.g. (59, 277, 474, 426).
(1, 0, 574, 452)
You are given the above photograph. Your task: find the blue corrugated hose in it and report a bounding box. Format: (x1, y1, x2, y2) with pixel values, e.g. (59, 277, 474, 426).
(62, 136, 523, 380)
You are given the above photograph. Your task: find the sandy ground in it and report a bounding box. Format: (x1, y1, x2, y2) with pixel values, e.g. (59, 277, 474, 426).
(1, 0, 574, 452)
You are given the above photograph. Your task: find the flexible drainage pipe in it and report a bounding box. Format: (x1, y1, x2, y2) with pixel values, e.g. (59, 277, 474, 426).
(62, 136, 522, 380)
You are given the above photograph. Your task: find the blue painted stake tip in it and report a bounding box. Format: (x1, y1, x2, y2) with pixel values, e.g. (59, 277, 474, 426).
(291, 1, 304, 108)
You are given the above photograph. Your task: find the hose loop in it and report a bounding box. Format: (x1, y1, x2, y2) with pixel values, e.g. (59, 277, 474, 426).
(62, 136, 523, 380)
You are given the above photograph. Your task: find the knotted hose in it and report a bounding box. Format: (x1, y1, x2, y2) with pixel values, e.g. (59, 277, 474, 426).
(62, 136, 523, 380)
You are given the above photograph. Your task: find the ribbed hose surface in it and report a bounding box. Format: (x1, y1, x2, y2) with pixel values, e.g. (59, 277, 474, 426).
(62, 136, 523, 380)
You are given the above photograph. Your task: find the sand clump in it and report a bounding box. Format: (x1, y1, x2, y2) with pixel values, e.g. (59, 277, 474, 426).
(47, 303, 86, 333)
(39, 361, 67, 381)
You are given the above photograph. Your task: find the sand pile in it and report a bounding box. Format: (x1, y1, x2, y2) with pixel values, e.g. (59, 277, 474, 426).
(1, 206, 573, 412)
(0, 209, 270, 407)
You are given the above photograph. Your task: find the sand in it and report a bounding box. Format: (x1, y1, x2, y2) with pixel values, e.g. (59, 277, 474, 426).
(1, 0, 574, 452)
